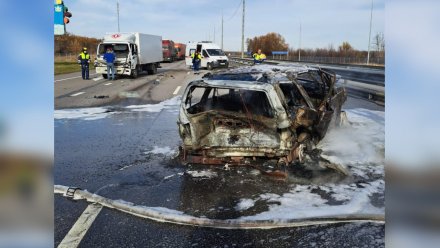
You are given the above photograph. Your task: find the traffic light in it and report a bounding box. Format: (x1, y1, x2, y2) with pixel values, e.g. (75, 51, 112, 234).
(54, 1, 72, 35)
(64, 6, 72, 24)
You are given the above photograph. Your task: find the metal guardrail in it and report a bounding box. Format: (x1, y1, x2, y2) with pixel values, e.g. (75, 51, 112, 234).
(229, 57, 385, 105)
(229, 57, 384, 85)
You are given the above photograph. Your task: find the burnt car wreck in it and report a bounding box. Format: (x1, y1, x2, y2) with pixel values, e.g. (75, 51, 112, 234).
(178, 65, 347, 172)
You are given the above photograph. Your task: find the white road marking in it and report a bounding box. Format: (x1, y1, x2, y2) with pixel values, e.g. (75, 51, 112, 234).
(173, 86, 181, 95)
(70, 92, 85, 97)
(54, 73, 98, 82)
(93, 76, 103, 81)
(104, 83, 112, 86)
(57, 204, 103, 248)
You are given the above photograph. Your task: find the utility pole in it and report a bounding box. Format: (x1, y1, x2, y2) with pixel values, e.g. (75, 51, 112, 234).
(367, 0, 373, 65)
(241, 0, 245, 58)
(221, 11, 224, 50)
(214, 25, 216, 43)
(117, 1, 120, 32)
(298, 22, 302, 61)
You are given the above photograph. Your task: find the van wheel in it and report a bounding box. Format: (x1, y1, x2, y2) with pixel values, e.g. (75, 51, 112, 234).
(102, 74, 108, 79)
(147, 64, 157, 75)
(131, 65, 139, 79)
(207, 63, 213, 70)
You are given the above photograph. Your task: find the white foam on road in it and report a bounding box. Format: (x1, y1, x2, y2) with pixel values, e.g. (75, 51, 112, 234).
(54, 107, 111, 121)
(317, 108, 385, 177)
(70, 92, 85, 97)
(104, 82, 112, 85)
(235, 108, 385, 221)
(164, 174, 175, 180)
(235, 198, 256, 211)
(125, 96, 181, 112)
(239, 180, 384, 221)
(55, 96, 181, 121)
(93, 76, 103, 81)
(144, 146, 176, 156)
(186, 170, 218, 179)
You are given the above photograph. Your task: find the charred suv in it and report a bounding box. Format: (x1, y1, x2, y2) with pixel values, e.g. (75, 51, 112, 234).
(178, 65, 347, 166)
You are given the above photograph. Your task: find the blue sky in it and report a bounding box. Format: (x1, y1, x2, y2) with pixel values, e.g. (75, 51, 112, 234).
(66, 0, 385, 51)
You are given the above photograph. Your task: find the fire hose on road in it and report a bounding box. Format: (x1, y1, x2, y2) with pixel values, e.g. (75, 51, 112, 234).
(55, 185, 385, 229)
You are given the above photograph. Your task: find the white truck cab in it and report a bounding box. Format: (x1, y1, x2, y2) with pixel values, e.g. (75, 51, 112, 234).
(185, 41, 229, 70)
(95, 33, 162, 79)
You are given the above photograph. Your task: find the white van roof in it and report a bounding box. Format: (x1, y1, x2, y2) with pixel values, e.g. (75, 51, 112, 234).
(186, 42, 221, 49)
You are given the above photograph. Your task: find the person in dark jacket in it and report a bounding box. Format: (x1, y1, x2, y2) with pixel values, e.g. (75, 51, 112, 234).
(77, 47, 91, 80)
(103, 47, 116, 80)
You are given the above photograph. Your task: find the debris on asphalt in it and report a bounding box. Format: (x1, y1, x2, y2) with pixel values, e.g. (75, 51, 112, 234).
(94, 95, 109, 99)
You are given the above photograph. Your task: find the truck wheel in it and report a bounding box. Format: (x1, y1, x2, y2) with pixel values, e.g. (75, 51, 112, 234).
(147, 64, 157, 75)
(102, 74, 108, 79)
(207, 63, 213, 70)
(131, 65, 139, 79)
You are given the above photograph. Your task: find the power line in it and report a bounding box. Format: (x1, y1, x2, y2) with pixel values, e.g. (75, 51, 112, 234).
(225, 0, 242, 22)
(367, 0, 373, 65)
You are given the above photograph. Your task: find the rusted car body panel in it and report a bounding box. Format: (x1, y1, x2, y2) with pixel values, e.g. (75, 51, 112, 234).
(178, 65, 347, 166)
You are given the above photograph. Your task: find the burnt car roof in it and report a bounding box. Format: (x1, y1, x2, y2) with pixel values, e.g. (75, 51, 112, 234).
(186, 79, 275, 91)
(201, 64, 326, 85)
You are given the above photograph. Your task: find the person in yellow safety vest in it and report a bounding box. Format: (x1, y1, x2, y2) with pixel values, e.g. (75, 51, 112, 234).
(77, 47, 91, 80)
(252, 49, 266, 65)
(191, 51, 202, 72)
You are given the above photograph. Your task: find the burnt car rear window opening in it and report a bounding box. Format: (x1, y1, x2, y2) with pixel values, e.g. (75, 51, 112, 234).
(185, 86, 274, 118)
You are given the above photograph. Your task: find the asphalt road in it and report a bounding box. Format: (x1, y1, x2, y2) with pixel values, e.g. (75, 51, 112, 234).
(55, 61, 200, 109)
(54, 61, 385, 247)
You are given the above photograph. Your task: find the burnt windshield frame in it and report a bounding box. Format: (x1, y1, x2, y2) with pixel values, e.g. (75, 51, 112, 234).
(185, 86, 275, 118)
(203, 72, 263, 82)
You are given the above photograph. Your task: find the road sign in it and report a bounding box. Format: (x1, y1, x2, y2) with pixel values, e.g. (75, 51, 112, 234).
(54, 3, 65, 35)
(272, 51, 288, 55)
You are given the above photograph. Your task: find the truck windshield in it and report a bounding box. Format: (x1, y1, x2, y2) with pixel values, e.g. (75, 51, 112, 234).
(207, 49, 225, 56)
(98, 43, 129, 58)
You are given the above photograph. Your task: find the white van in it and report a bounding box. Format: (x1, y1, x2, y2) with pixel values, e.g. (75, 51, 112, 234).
(185, 41, 229, 70)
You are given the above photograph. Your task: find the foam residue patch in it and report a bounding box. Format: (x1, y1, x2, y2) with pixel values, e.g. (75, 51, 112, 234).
(144, 146, 177, 156)
(54, 107, 111, 121)
(125, 96, 181, 112)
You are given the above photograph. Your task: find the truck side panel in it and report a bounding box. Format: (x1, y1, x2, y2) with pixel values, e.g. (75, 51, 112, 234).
(136, 33, 163, 64)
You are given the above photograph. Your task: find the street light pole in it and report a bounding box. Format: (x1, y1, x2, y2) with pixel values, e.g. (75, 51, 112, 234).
(299, 22, 302, 62)
(117, 1, 120, 32)
(221, 11, 224, 50)
(241, 0, 245, 58)
(367, 0, 373, 65)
